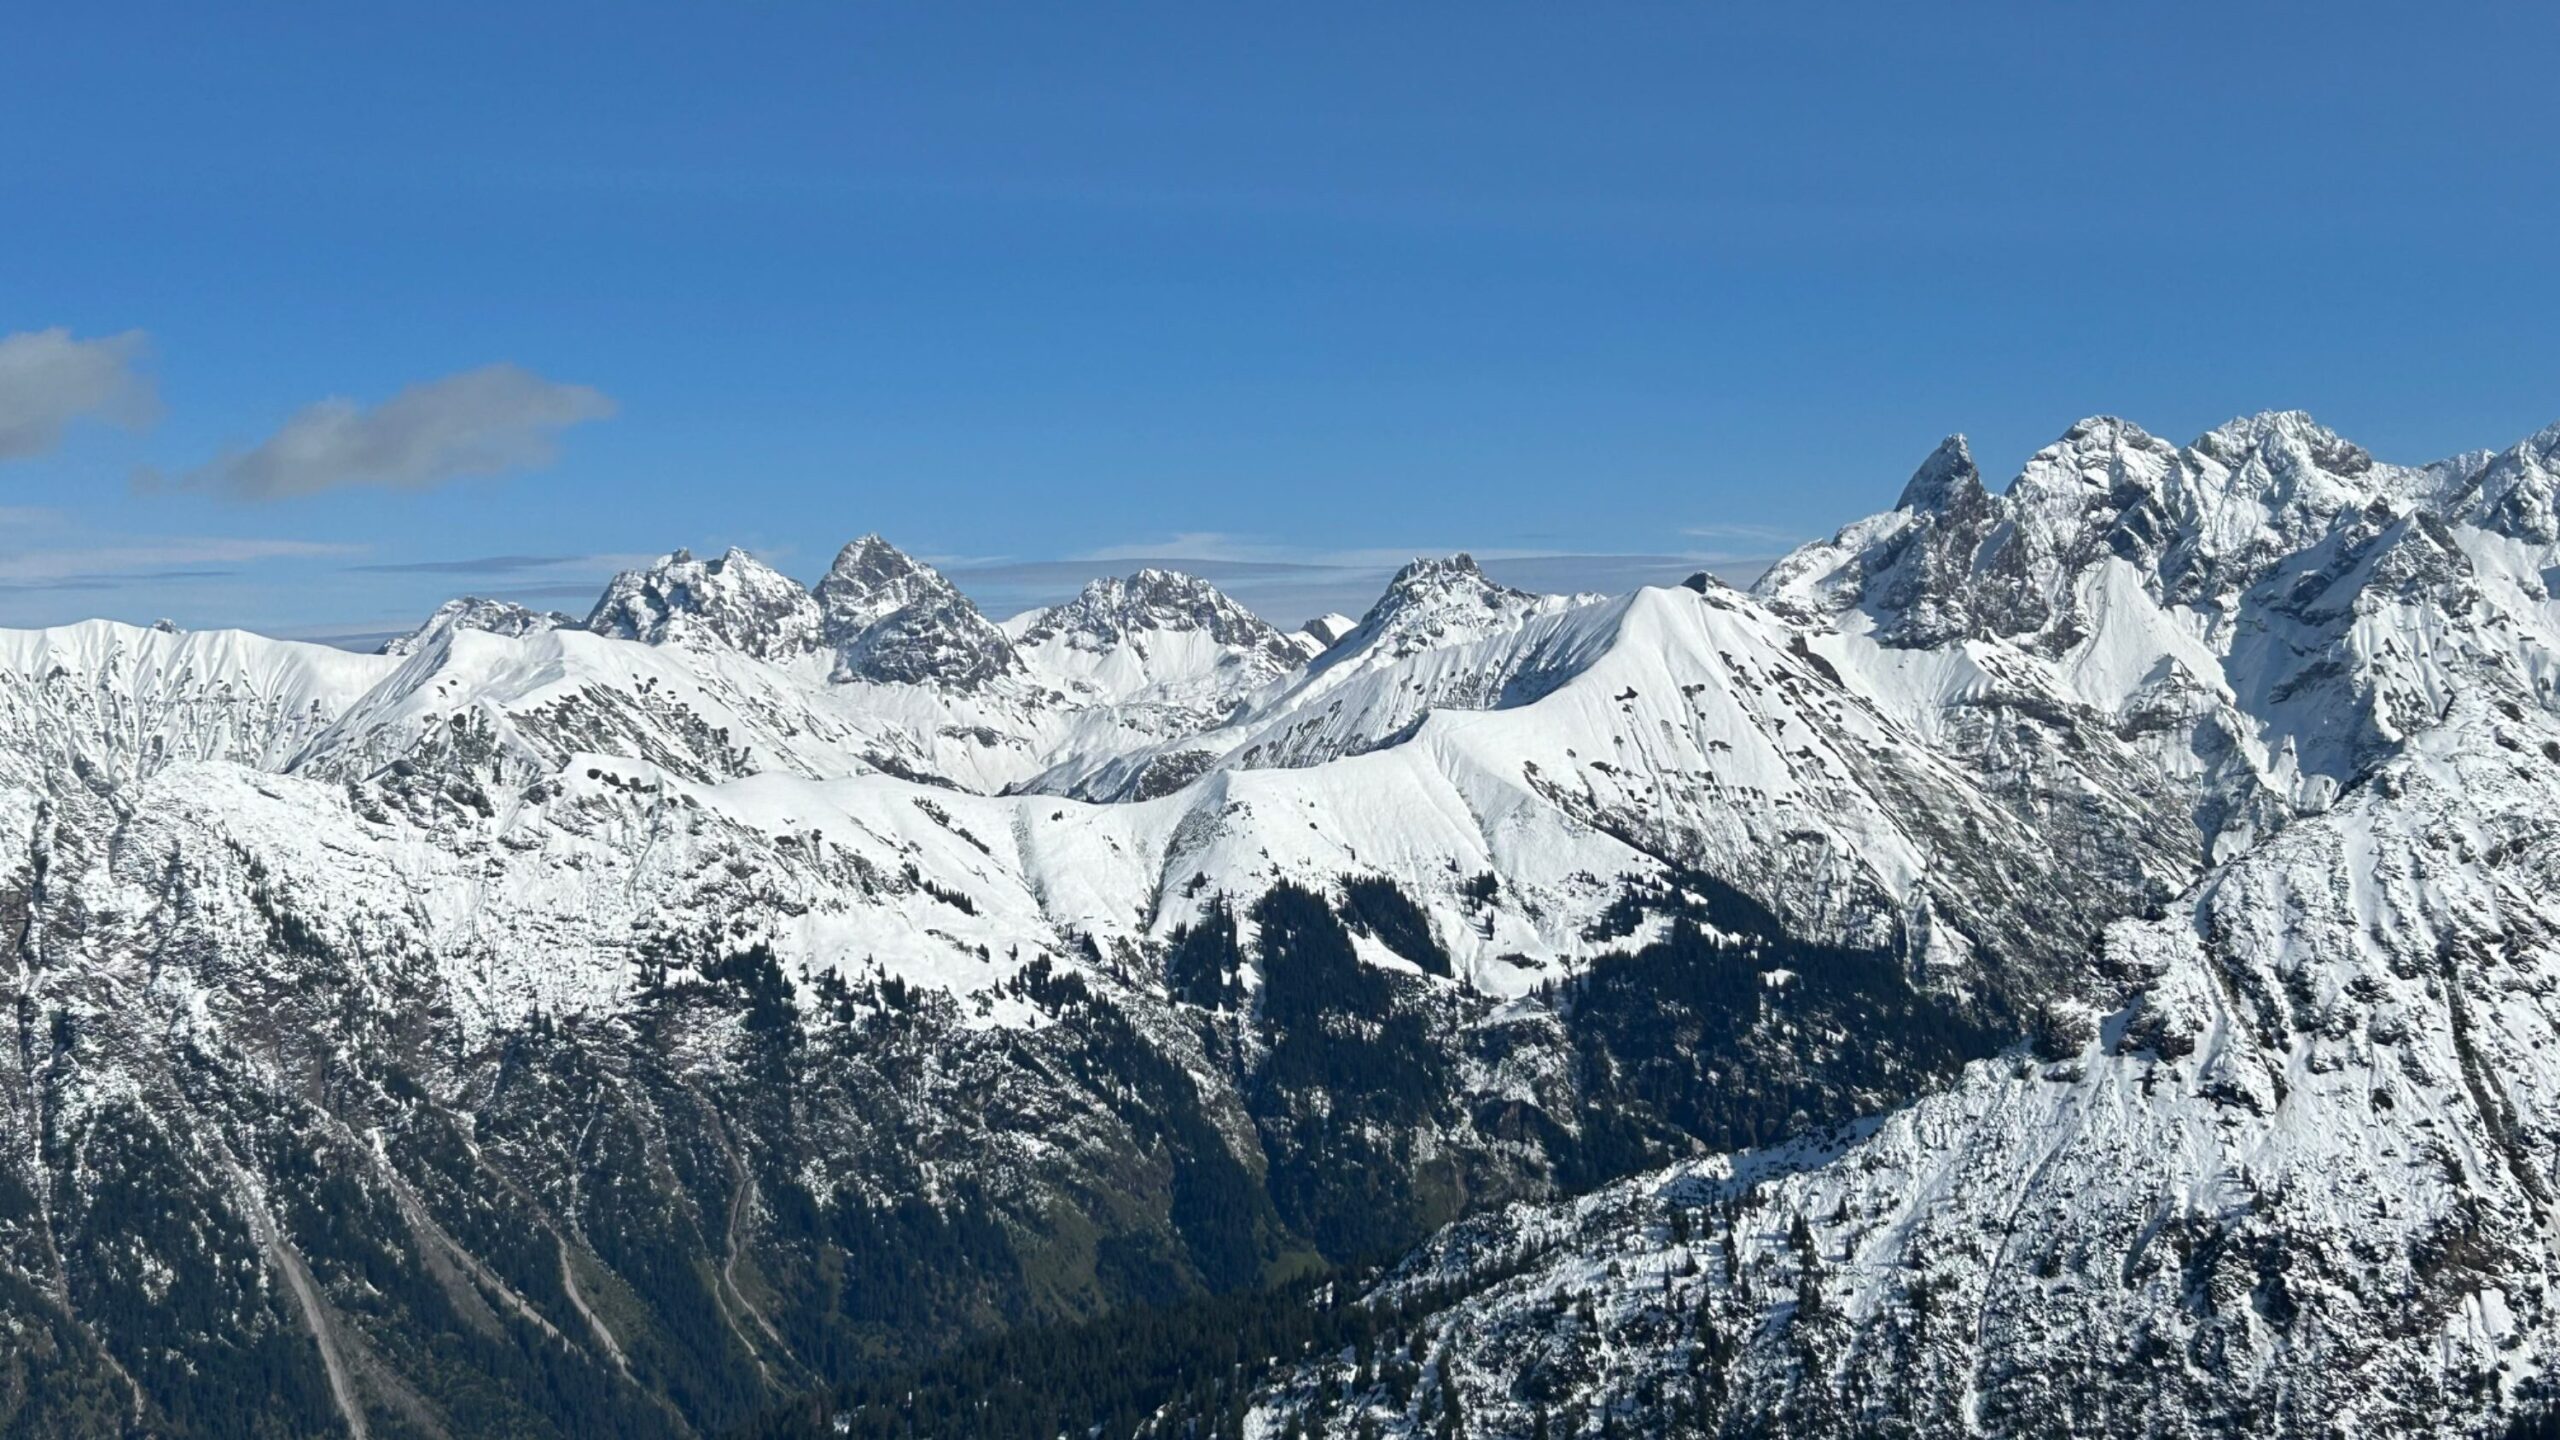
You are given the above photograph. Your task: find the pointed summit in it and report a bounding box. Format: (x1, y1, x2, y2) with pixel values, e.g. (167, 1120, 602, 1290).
(816, 535, 942, 644)
(585, 547, 821, 660)
(1325, 553, 1553, 665)
(815, 535, 1017, 688)
(2192, 409, 2367, 468)
(1896, 435, 1984, 513)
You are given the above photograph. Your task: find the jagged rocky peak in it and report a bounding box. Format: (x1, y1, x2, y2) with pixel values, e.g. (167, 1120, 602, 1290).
(1020, 568, 1302, 669)
(1895, 433, 1984, 513)
(1783, 410, 2452, 649)
(2004, 414, 2181, 510)
(381, 596, 577, 656)
(814, 534, 946, 640)
(814, 534, 1017, 688)
(2191, 407, 2373, 477)
(1333, 552, 1551, 662)
(1369, 552, 1523, 618)
(2024, 409, 2395, 538)
(585, 546, 822, 661)
(1860, 436, 2006, 646)
(1747, 428, 2011, 636)
(2174, 410, 2401, 542)
(2452, 417, 2560, 542)
(1971, 411, 2329, 629)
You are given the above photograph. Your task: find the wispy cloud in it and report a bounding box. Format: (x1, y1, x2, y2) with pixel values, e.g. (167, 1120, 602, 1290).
(1680, 521, 1800, 545)
(1075, 532, 1285, 564)
(144, 363, 614, 501)
(0, 536, 361, 585)
(0, 328, 157, 462)
(497, 581, 613, 602)
(347, 553, 581, 575)
(0, 568, 239, 593)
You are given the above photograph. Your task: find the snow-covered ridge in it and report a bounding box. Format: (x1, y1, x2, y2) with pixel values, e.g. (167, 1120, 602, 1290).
(6, 412, 2554, 977)
(380, 595, 575, 655)
(1014, 567, 1303, 671)
(10, 409, 2560, 1435)
(0, 618, 397, 790)
(1309, 552, 1589, 677)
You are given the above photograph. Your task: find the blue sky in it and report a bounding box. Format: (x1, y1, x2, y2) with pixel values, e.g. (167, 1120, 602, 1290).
(4, 3, 2557, 640)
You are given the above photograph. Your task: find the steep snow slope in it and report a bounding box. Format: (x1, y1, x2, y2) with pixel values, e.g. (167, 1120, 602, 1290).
(1248, 693, 2560, 1437)
(1045, 573, 2187, 992)
(0, 620, 395, 789)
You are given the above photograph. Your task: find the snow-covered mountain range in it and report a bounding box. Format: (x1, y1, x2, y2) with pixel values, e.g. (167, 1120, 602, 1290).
(4, 410, 2558, 1437)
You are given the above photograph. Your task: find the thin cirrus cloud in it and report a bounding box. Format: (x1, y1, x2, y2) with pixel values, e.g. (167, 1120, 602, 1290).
(1681, 521, 1802, 548)
(346, 553, 584, 575)
(143, 362, 614, 501)
(0, 536, 364, 605)
(0, 536, 362, 581)
(0, 327, 158, 461)
(0, 568, 236, 594)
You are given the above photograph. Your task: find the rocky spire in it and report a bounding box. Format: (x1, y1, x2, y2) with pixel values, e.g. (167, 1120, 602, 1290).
(814, 535, 1018, 688)
(1895, 435, 1985, 514)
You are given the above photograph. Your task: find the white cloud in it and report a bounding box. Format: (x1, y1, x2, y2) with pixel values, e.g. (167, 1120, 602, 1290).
(0, 328, 157, 461)
(153, 362, 614, 501)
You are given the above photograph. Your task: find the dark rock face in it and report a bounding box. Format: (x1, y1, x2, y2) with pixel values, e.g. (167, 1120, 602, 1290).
(0, 806, 1987, 1438)
(815, 536, 1019, 688)
(1870, 434, 2000, 648)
